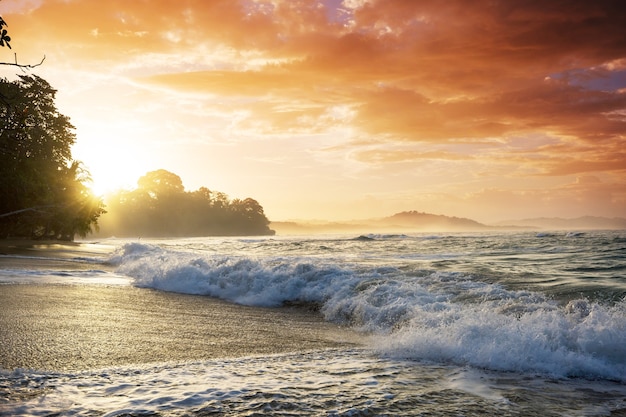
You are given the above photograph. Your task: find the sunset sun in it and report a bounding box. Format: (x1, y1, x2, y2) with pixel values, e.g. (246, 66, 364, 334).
(72, 136, 154, 197)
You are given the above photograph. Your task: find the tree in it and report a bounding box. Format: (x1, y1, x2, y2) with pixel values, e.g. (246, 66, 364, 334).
(95, 170, 275, 237)
(0, 75, 105, 240)
(137, 169, 185, 199)
(231, 198, 272, 235)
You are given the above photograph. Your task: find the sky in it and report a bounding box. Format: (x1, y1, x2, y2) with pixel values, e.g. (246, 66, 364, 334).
(1, 0, 625, 223)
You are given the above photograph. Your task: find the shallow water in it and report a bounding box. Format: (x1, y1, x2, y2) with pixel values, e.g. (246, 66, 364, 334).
(3, 349, 626, 416)
(1, 231, 625, 416)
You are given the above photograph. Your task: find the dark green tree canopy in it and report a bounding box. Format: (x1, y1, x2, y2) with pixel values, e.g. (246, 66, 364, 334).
(0, 75, 105, 240)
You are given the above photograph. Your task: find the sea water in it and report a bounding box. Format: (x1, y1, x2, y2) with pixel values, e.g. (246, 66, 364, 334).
(1, 231, 625, 416)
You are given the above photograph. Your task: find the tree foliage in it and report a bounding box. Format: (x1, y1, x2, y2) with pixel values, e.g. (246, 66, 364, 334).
(0, 75, 105, 240)
(97, 169, 275, 237)
(0, 16, 11, 49)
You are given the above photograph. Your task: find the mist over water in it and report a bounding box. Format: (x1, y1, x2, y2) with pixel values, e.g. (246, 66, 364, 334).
(2, 230, 625, 416)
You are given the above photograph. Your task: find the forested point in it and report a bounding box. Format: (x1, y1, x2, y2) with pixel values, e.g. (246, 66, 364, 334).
(0, 75, 274, 239)
(1, 16, 102, 240)
(95, 169, 275, 237)
(1, 16, 272, 240)
(0, 75, 105, 240)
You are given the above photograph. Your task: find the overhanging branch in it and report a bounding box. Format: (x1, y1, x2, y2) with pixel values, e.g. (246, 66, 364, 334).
(0, 53, 46, 69)
(0, 205, 56, 218)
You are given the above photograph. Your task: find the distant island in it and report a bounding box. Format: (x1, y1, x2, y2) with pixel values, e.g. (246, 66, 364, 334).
(92, 169, 275, 238)
(270, 211, 626, 234)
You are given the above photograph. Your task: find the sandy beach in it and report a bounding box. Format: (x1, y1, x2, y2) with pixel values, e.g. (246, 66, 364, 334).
(0, 239, 117, 271)
(0, 285, 356, 372)
(0, 241, 359, 372)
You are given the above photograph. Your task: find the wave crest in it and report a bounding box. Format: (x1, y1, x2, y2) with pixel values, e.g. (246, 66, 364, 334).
(109, 242, 626, 381)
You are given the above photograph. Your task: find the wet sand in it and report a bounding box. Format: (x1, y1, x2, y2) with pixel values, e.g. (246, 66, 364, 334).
(0, 240, 117, 273)
(0, 241, 360, 372)
(0, 284, 358, 372)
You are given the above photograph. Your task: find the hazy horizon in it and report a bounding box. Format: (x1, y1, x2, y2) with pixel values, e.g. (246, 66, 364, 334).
(269, 212, 626, 231)
(2, 1, 624, 225)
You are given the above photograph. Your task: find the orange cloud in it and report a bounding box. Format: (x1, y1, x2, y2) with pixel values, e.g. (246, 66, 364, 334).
(354, 149, 473, 164)
(10, 1, 621, 144)
(3, 0, 624, 221)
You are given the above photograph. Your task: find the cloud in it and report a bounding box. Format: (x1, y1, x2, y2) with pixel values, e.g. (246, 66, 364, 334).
(3, 0, 625, 221)
(354, 149, 473, 164)
(440, 176, 626, 222)
(131, 2, 626, 149)
(0, 0, 43, 14)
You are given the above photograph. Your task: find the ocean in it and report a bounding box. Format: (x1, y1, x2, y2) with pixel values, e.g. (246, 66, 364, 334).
(1, 231, 625, 416)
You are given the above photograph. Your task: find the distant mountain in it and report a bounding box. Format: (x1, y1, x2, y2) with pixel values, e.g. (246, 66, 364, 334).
(271, 210, 493, 234)
(493, 216, 626, 230)
(270, 212, 626, 235)
(378, 211, 488, 230)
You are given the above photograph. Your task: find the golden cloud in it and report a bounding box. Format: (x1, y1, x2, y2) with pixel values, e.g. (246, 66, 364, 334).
(5, 0, 625, 181)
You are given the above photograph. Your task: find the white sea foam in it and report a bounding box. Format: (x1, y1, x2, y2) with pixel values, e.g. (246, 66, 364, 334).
(3, 232, 626, 416)
(4, 348, 625, 417)
(1, 350, 392, 417)
(375, 298, 626, 381)
(111, 242, 359, 307)
(108, 238, 626, 382)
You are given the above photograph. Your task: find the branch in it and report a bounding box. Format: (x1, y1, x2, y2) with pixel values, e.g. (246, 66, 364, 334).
(0, 205, 57, 218)
(0, 53, 45, 69)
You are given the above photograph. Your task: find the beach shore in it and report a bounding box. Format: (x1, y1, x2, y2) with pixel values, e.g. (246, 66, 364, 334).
(0, 239, 117, 271)
(0, 240, 361, 372)
(0, 285, 357, 372)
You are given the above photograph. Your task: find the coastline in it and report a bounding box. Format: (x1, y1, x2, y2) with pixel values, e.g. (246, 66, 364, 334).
(0, 239, 117, 271)
(0, 239, 361, 372)
(0, 284, 359, 372)
(1, 234, 626, 417)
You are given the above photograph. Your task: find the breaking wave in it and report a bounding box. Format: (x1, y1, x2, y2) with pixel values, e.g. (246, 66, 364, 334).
(108, 239, 626, 382)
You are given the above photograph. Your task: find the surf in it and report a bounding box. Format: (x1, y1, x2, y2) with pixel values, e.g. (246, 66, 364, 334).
(106, 232, 626, 382)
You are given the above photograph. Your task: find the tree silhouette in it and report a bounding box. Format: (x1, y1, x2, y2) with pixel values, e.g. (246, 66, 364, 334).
(137, 169, 185, 199)
(0, 76, 105, 240)
(0, 16, 11, 49)
(97, 170, 275, 237)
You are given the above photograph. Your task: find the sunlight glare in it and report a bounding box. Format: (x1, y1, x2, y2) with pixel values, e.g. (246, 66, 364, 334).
(73, 141, 153, 197)
(87, 162, 148, 197)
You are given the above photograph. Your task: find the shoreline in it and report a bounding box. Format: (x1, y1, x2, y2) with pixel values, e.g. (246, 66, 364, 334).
(0, 239, 117, 271)
(0, 284, 360, 372)
(0, 239, 115, 256)
(0, 239, 362, 372)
